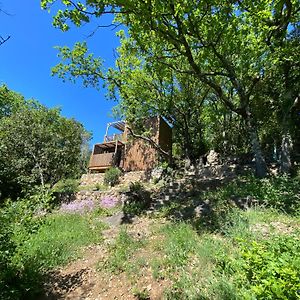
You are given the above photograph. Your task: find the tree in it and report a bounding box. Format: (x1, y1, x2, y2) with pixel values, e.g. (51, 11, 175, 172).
(0, 85, 24, 118)
(264, 28, 300, 173)
(0, 90, 90, 200)
(41, 0, 300, 177)
(0, 6, 11, 46)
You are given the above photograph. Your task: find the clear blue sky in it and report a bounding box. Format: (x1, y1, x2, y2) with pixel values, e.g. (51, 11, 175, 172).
(0, 1, 121, 145)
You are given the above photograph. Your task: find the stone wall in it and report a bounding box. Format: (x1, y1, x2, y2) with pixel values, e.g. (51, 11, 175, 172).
(80, 171, 146, 187)
(80, 173, 105, 186)
(120, 171, 146, 184)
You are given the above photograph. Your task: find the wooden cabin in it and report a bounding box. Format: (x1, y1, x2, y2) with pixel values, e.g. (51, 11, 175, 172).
(88, 117, 172, 173)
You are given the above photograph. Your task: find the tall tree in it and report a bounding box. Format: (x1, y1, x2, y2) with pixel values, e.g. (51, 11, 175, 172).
(0, 89, 90, 200)
(41, 0, 300, 176)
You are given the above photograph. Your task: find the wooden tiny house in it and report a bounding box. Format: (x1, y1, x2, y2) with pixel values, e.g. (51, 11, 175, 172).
(88, 117, 172, 173)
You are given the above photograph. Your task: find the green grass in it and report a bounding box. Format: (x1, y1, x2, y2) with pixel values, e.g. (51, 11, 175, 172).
(17, 213, 105, 269)
(96, 176, 299, 299)
(2, 174, 299, 299)
(99, 227, 145, 275)
(2, 211, 105, 299)
(156, 208, 300, 300)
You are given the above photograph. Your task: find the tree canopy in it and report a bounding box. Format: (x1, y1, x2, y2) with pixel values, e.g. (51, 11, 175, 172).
(0, 85, 90, 200)
(41, 0, 300, 176)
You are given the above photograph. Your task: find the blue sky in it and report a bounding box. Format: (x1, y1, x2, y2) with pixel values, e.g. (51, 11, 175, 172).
(0, 1, 121, 145)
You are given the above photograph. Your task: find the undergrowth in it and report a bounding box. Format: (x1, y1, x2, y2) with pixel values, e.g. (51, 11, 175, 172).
(1, 174, 299, 299)
(99, 228, 145, 275)
(0, 193, 105, 300)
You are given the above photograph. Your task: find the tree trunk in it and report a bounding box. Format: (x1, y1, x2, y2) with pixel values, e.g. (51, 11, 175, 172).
(280, 131, 292, 174)
(246, 112, 267, 178)
(279, 96, 297, 174)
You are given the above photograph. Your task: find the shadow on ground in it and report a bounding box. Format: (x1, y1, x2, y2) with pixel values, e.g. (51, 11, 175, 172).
(38, 268, 93, 300)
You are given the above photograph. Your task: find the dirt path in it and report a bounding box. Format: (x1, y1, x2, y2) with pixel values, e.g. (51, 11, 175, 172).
(40, 217, 168, 300)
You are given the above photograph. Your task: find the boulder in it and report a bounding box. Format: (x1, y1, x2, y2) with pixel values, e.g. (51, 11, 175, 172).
(206, 150, 220, 165)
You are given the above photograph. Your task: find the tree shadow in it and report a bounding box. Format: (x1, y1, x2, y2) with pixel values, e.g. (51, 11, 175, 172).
(37, 268, 92, 300)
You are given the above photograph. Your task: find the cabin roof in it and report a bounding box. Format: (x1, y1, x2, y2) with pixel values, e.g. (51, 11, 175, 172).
(94, 141, 124, 149)
(107, 120, 126, 132)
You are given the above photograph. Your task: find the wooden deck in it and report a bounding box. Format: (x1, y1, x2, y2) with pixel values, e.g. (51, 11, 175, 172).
(89, 153, 114, 170)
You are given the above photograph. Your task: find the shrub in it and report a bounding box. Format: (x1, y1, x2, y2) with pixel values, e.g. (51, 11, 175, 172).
(218, 234, 300, 299)
(0, 197, 47, 300)
(104, 167, 122, 187)
(52, 178, 79, 194)
(123, 182, 151, 215)
(0, 208, 18, 300)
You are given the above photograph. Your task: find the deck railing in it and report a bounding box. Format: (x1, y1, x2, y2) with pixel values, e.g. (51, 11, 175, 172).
(89, 153, 114, 168)
(104, 133, 125, 142)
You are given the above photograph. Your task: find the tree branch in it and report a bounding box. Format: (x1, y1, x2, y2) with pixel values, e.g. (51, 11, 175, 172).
(0, 35, 10, 46)
(126, 126, 170, 158)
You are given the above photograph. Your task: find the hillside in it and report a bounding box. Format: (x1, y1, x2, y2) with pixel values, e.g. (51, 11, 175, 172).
(1, 166, 299, 300)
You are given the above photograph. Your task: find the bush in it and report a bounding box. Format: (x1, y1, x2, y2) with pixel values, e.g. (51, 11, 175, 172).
(52, 178, 79, 194)
(123, 182, 152, 215)
(218, 234, 300, 299)
(0, 208, 18, 300)
(0, 197, 46, 300)
(104, 167, 122, 187)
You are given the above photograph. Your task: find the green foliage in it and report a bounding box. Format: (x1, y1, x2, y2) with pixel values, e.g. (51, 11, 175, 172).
(52, 178, 79, 194)
(0, 89, 90, 200)
(52, 42, 104, 88)
(100, 228, 144, 275)
(123, 182, 152, 216)
(161, 223, 198, 269)
(155, 210, 300, 300)
(0, 194, 104, 299)
(18, 213, 104, 269)
(0, 85, 25, 119)
(156, 222, 235, 299)
(0, 197, 47, 299)
(219, 235, 300, 299)
(104, 167, 122, 187)
(215, 175, 300, 215)
(132, 287, 150, 300)
(42, 0, 300, 176)
(192, 174, 300, 236)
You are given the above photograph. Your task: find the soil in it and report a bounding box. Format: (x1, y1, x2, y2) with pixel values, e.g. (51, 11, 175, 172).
(39, 217, 170, 300)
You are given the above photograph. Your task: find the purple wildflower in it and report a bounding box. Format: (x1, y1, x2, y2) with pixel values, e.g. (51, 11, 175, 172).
(60, 199, 95, 214)
(100, 196, 119, 208)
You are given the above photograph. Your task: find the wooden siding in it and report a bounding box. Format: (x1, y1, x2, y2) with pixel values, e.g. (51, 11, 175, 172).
(89, 116, 172, 172)
(123, 117, 162, 172)
(123, 139, 157, 171)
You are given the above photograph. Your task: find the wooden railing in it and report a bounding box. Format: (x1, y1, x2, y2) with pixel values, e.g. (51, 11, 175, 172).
(104, 133, 125, 142)
(89, 153, 114, 168)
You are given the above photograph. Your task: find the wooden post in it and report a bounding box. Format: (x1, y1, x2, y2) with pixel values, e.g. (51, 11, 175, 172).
(114, 140, 118, 154)
(104, 123, 110, 142)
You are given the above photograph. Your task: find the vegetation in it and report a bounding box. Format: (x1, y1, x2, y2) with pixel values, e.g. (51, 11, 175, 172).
(52, 178, 80, 194)
(94, 205, 299, 299)
(41, 0, 300, 177)
(123, 182, 152, 216)
(0, 1, 299, 299)
(0, 85, 90, 201)
(99, 228, 145, 275)
(104, 167, 122, 187)
(0, 194, 105, 300)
